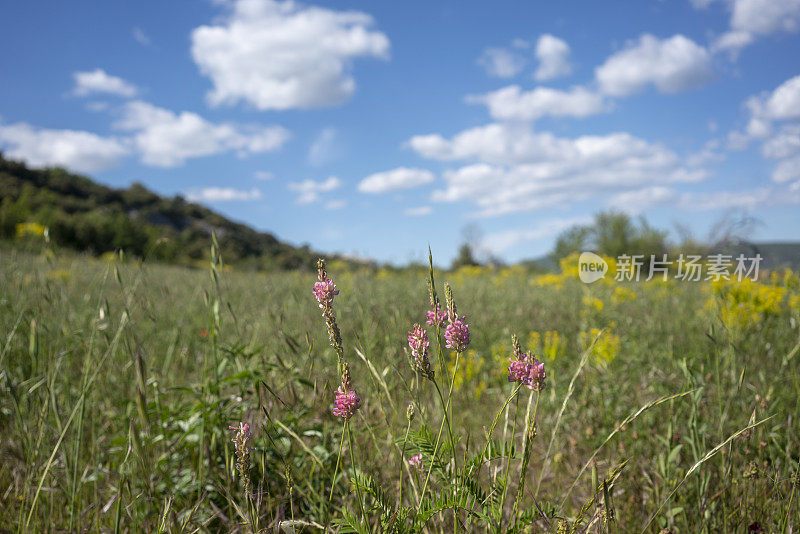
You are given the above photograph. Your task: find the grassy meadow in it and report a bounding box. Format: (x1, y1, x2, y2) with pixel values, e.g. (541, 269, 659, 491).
(1, 243, 799, 532)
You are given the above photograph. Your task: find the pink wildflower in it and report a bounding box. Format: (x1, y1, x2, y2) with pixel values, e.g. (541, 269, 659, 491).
(444, 315, 470, 352)
(333, 387, 362, 420)
(426, 306, 446, 328)
(313, 278, 339, 309)
(333, 363, 361, 420)
(408, 324, 434, 379)
(508, 350, 546, 391)
(408, 453, 423, 469)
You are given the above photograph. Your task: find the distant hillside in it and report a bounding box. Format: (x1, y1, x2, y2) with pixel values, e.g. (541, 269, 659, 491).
(0, 155, 348, 270)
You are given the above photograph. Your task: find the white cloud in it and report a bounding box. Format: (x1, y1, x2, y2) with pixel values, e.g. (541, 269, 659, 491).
(308, 127, 340, 167)
(472, 85, 608, 122)
(73, 69, 138, 98)
(187, 187, 262, 202)
(0, 122, 128, 173)
(762, 74, 800, 121)
(287, 176, 341, 204)
(678, 188, 774, 210)
(694, 0, 800, 54)
(357, 167, 435, 193)
(191, 0, 390, 110)
(477, 47, 526, 78)
(711, 30, 755, 54)
(254, 170, 274, 180)
(404, 206, 433, 216)
(734, 75, 800, 144)
(595, 34, 713, 96)
(762, 124, 800, 159)
(687, 140, 726, 166)
(410, 122, 705, 217)
(534, 34, 571, 81)
(483, 217, 592, 255)
(772, 156, 800, 183)
(325, 199, 347, 210)
(114, 100, 289, 167)
(607, 186, 677, 213)
(132, 27, 151, 46)
(730, 0, 800, 36)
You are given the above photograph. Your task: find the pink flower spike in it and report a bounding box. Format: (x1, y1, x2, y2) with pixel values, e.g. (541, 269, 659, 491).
(444, 315, 470, 352)
(332, 386, 362, 420)
(312, 278, 339, 309)
(426, 306, 446, 327)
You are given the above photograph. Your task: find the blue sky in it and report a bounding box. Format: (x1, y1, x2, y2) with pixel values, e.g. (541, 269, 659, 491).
(1, 0, 800, 265)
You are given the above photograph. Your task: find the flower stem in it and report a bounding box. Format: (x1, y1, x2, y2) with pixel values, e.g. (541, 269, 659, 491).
(323, 425, 347, 531)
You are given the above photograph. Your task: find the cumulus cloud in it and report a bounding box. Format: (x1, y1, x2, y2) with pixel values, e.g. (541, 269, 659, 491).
(607, 186, 678, 213)
(404, 206, 433, 216)
(191, 0, 390, 110)
(730, 0, 800, 36)
(534, 34, 571, 81)
(73, 69, 138, 98)
(477, 47, 526, 78)
(187, 187, 262, 202)
(0, 122, 128, 173)
(595, 34, 713, 96)
(696, 0, 800, 54)
(409, 122, 705, 217)
(471, 85, 608, 122)
(357, 167, 435, 193)
(287, 176, 341, 204)
(114, 100, 290, 167)
(773, 156, 800, 183)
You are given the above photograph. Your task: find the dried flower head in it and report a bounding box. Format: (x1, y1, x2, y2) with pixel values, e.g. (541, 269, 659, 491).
(229, 422, 252, 494)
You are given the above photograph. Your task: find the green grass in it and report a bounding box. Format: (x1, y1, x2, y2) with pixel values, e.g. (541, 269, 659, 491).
(1, 244, 798, 532)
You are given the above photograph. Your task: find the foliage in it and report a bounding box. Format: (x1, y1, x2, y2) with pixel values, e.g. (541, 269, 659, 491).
(0, 243, 799, 532)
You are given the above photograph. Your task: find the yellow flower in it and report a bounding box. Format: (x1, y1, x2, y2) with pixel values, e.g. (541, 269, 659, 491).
(579, 327, 620, 365)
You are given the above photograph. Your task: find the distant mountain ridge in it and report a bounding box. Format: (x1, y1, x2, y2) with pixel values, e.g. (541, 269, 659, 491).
(0, 154, 344, 270)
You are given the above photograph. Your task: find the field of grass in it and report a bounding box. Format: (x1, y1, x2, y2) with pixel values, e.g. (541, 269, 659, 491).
(1, 243, 799, 532)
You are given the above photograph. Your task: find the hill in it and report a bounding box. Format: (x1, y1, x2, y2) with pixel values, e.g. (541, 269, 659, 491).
(0, 154, 343, 270)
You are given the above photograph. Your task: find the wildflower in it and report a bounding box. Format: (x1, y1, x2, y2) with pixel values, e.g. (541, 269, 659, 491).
(426, 278, 446, 327)
(332, 363, 361, 420)
(408, 323, 434, 379)
(426, 306, 446, 327)
(444, 316, 470, 352)
(313, 261, 339, 309)
(442, 283, 470, 352)
(406, 403, 415, 422)
(408, 453, 423, 469)
(314, 259, 344, 363)
(229, 422, 252, 494)
(507, 335, 546, 391)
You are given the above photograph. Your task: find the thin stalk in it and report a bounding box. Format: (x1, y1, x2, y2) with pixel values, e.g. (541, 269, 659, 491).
(323, 425, 347, 531)
(399, 418, 412, 506)
(498, 393, 521, 528)
(512, 391, 540, 522)
(347, 422, 368, 530)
